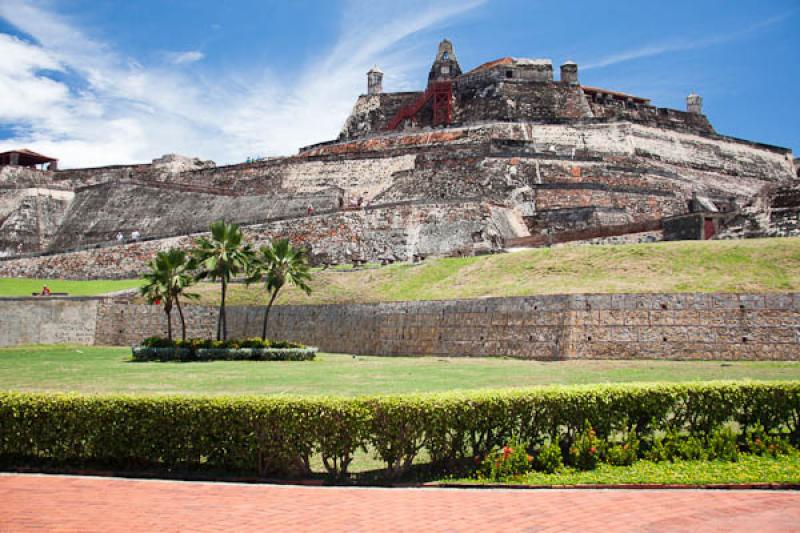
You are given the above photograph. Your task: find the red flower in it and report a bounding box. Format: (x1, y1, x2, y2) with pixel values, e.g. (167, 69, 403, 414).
(589, 446, 597, 455)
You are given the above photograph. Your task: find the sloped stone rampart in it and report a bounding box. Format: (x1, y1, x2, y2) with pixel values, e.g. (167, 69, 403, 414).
(4, 293, 796, 361)
(0, 202, 510, 279)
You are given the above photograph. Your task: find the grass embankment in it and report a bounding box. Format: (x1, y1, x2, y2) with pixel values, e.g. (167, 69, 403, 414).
(446, 455, 800, 486)
(1, 238, 798, 303)
(191, 237, 800, 306)
(0, 278, 143, 297)
(1, 345, 799, 396)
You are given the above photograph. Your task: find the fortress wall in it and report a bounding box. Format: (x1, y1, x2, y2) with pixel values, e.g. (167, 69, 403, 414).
(303, 122, 793, 186)
(339, 92, 421, 140)
(0, 188, 75, 255)
(47, 182, 338, 250)
(0, 166, 60, 189)
(627, 124, 793, 182)
(62, 293, 800, 361)
(0, 202, 509, 279)
(534, 188, 680, 223)
(455, 81, 594, 124)
(281, 155, 416, 198)
(51, 164, 154, 189)
(163, 153, 417, 198)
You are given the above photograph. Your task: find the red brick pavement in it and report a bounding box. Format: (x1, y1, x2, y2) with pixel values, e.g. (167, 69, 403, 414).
(1, 474, 799, 532)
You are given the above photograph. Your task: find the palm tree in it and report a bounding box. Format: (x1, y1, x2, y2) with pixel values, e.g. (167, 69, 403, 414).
(140, 249, 196, 341)
(249, 239, 312, 341)
(191, 221, 253, 341)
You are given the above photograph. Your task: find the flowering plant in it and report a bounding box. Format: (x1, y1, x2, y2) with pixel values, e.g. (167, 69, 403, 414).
(569, 420, 603, 470)
(478, 438, 533, 480)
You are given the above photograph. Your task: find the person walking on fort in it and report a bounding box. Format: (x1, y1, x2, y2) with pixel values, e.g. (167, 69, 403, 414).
(307, 203, 315, 216)
(115, 232, 124, 244)
(131, 230, 141, 242)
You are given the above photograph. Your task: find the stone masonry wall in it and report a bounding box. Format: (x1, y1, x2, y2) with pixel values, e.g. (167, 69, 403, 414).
(1, 293, 796, 360)
(0, 297, 99, 346)
(0, 202, 514, 279)
(89, 292, 800, 360)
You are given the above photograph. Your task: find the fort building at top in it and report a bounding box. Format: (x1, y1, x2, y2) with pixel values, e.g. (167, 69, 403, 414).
(333, 39, 713, 144)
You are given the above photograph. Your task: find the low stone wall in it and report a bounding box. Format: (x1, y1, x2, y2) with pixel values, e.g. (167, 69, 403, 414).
(0, 297, 100, 346)
(3, 293, 797, 360)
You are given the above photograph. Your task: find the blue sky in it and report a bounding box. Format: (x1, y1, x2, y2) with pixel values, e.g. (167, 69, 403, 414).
(0, 0, 797, 168)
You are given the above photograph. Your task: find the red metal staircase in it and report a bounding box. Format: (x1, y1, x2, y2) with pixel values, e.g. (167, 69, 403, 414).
(386, 81, 453, 130)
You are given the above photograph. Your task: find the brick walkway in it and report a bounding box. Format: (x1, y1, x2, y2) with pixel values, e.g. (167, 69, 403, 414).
(1, 474, 799, 532)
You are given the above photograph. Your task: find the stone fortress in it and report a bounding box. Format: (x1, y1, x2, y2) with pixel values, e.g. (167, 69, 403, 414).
(0, 40, 798, 279)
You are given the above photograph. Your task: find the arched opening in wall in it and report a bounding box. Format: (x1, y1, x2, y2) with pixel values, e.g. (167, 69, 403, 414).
(505, 70, 513, 79)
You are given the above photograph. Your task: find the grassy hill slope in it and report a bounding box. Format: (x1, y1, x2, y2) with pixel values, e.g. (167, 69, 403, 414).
(2, 238, 798, 304)
(194, 237, 800, 306)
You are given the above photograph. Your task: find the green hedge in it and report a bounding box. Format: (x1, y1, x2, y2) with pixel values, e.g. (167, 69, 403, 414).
(141, 337, 305, 349)
(131, 346, 316, 362)
(1, 382, 798, 479)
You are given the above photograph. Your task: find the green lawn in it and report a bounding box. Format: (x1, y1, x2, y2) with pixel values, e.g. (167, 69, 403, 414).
(2, 345, 799, 396)
(446, 455, 800, 486)
(0, 278, 143, 297)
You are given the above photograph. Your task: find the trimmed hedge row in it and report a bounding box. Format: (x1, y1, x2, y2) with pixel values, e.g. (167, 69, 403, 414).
(1, 382, 798, 479)
(141, 337, 305, 350)
(131, 346, 317, 362)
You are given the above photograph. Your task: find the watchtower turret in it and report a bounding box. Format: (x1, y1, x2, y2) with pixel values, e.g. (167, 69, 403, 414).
(367, 65, 383, 95)
(560, 60, 578, 85)
(687, 92, 703, 114)
(428, 39, 462, 82)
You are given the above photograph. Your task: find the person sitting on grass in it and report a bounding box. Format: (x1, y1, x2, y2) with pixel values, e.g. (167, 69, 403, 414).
(40, 286, 51, 296)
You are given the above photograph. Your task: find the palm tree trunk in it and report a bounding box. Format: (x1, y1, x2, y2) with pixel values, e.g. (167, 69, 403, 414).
(216, 280, 224, 341)
(261, 289, 279, 341)
(165, 304, 173, 341)
(221, 278, 228, 341)
(176, 295, 187, 341)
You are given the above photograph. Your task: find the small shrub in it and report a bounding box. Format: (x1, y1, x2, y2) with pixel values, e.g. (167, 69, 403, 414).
(569, 421, 602, 471)
(479, 438, 533, 480)
(707, 426, 739, 462)
(644, 431, 706, 462)
(141, 336, 176, 348)
(675, 435, 707, 461)
(534, 442, 563, 474)
(606, 430, 639, 467)
(745, 423, 794, 457)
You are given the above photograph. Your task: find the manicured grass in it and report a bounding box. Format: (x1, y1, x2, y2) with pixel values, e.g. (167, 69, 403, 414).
(447, 455, 800, 486)
(1, 345, 799, 396)
(187, 237, 800, 306)
(0, 278, 143, 297)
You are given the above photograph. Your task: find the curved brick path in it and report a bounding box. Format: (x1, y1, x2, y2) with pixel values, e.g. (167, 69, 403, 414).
(1, 474, 799, 532)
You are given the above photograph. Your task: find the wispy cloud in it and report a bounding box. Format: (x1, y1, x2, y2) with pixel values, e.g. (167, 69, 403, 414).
(583, 11, 794, 70)
(0, 0, 485, 168)
(164, 50, 205, 65)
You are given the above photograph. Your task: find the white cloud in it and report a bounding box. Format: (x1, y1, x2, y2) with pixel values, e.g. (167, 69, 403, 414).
(164, 50, 205, 65)
(582, 11, 794, 70)
(0, 0, 485, 168)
